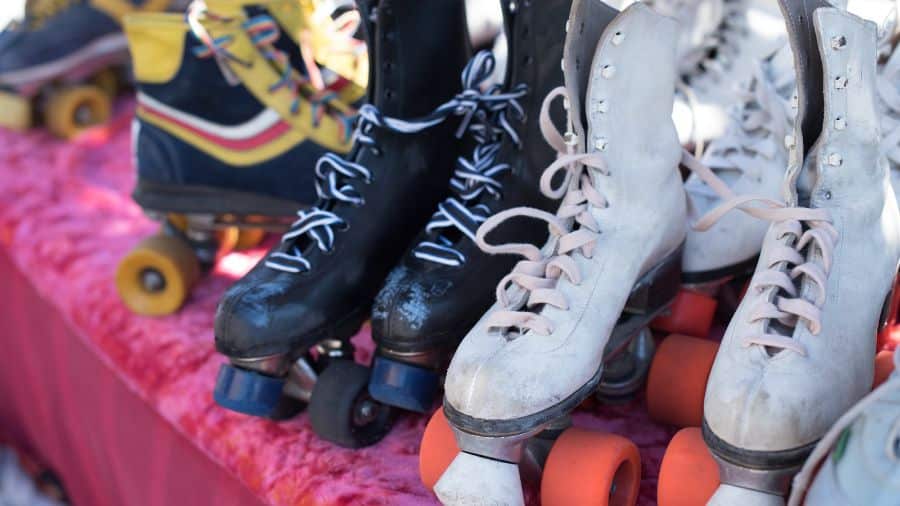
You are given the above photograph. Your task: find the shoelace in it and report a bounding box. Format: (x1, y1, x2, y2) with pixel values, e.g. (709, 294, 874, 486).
(685, 62, 793, 200)
(265, 54, 505, 274)
(684, 153, 838, 356)
(787, 350, 900, 506)
(472, 87, 609, 337)
(412, 51, 528, 267)
(299, 5, 365, 91)
(187, 1, 356, 142)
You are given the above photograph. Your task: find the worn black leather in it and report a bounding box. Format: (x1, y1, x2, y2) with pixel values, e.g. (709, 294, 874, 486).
(370, 0, 571, 354)
(214, 0, 471, 359)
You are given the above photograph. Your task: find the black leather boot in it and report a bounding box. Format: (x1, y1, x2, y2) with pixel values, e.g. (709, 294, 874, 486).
(212, 0, 470, 448)
(368, 0, 571, 413)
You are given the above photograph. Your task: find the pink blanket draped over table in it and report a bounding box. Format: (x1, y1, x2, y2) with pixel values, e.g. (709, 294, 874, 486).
(0, 102, 698, 506)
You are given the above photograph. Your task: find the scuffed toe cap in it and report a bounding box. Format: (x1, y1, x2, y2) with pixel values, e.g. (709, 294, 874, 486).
(703, 352, 867, 454)
(370, 264, 461, 351)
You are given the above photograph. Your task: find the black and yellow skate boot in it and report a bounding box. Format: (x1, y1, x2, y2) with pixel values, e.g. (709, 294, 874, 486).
(115, 4, 357, 317)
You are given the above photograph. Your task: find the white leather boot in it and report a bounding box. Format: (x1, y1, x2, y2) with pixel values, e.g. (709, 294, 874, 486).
(432, 2, 686, 505)
(699, 2, 900, 503)
(788, 349, 900, 506)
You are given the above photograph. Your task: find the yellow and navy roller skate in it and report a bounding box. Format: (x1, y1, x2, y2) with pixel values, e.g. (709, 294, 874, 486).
(115, 1, 361, 316)
(0, 0, 185, 138)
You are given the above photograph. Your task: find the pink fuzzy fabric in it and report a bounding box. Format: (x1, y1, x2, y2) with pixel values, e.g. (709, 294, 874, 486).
(0, 102, 681, 505)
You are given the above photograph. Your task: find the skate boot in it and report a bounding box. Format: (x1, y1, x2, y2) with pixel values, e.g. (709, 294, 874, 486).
(680, 2, 900, 504)
(212, 0, 470, 448)
(115, 4, 358, 316)
(0, 0, 184, 138)
(421, 2, 687, 504)
(367, 0, 568, 415)
(296, 0, 368, 93)
(785, 348, 900, 505)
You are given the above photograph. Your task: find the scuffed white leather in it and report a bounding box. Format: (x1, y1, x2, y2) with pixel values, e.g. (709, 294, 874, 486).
(443, 2, 686, 423)
(704, 8, 900, 456)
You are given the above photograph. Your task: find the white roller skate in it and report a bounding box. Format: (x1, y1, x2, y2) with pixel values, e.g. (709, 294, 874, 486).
(697, 1, 900, 503)
(420, 1, 688, 505)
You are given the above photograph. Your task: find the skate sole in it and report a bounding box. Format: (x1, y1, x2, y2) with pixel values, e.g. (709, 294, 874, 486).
(0, 33, 128, 91)
(701, 418, 818, 470)
(133, 180, 305, 219)
(445, 244, 683, 437)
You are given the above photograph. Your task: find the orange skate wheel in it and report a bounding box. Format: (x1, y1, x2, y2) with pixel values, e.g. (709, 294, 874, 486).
(418, 408, 460, 491)
(44, 85, 111, 139)
(873, 349, 896, 389)
(116, 234, 200, 316)
(541, 428, 640, 506)
(216, 227, 241, 254)
(234, 228, 267, 250)
(658, 428, 718, 506)
(647, 334, 718, 428)
(651, 289, 717, 338)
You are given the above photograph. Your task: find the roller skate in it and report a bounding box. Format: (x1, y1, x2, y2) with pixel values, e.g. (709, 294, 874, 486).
(212, 0, 471, 447)
(657, 2, 900, 504)
(116, 3, 358, 316)
(0, 0, 184, 138)
(366, 0, 568, 416)
(421, 2, 687, 504)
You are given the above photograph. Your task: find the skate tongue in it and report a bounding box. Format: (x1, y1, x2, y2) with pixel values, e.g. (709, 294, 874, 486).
(434, 452, 524, 506)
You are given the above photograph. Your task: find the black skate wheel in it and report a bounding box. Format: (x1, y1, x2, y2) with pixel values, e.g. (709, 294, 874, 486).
(214, 364, 291, 418)
(309, 360, 394, 448)
(368, 355, 440, 413)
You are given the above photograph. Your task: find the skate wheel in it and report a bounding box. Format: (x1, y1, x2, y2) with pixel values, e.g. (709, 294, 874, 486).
(44, 85, 111, 139)
(419, 408, 459, 491)
(234, 228, 267, 250)
(309, 360, 394, 448)
(368, 355, 440, 413)
(541, 428, 640, 506)
(214, 363, 287, 417)
(874, 349, 896, 389)
(651, 289, 717, 338)
(216, 227, 241, 254)
(647, 334, 718, 428)
(658, 428, 718, 506)
(116, 234, 200, 316)
(91, 68, 120, 97)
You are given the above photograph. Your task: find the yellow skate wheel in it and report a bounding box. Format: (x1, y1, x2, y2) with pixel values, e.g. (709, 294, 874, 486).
(0, 90, 33, 131)
(234, 228, 267, 250)
(116, 234, 201, 316)
(91, 68, 120, 97)
(216, 227, 241, 254)
(44, 85, 111, 139)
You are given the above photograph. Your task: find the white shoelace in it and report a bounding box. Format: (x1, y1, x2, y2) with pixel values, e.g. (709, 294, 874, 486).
(412, 51, 528, 267)
(265, 52, 520, 274)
